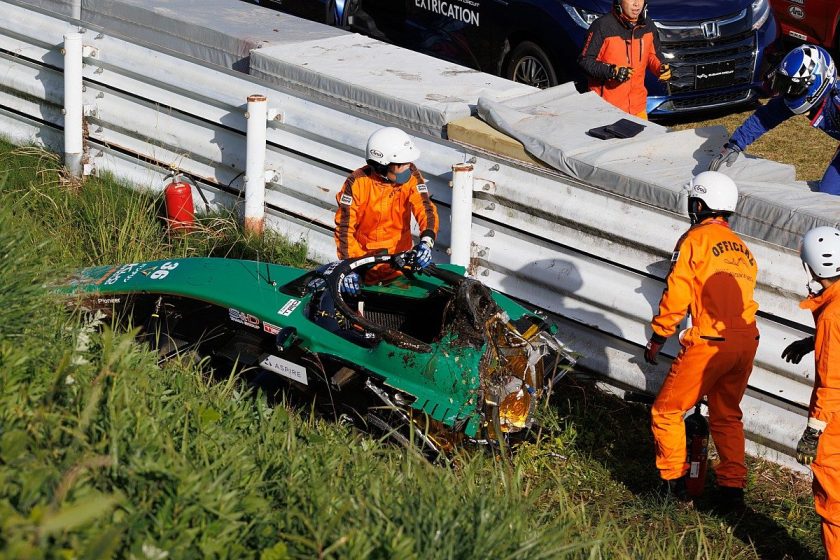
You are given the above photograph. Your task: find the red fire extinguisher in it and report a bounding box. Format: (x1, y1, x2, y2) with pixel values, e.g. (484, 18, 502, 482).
(164, 173, 195, 231)
(685, 403, 709, 497)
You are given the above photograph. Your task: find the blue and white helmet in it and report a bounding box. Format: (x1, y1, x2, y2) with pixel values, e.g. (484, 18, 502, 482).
(771, 44, 837, 114)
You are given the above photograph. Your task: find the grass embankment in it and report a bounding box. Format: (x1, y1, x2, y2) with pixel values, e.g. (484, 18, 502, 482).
(0, 141, 824, 559)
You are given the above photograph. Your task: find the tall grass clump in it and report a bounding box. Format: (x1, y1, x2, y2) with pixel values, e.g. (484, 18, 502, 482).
(0, 213, 49, 339)
(0, 141, 308, 269)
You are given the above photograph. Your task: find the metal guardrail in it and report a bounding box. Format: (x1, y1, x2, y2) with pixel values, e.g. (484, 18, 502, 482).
(0, 0, 815, 469)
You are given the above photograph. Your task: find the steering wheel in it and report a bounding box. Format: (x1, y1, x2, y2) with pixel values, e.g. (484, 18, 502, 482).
(318, 250, 461, 352)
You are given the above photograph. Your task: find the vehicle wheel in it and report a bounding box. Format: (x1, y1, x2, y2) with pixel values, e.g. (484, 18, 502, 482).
(505, 41, 558, 89)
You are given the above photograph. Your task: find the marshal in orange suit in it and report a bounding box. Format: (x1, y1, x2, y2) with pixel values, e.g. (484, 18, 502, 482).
(644, 171, 759, 508)
(783, 226, 840, 559)
(334, 127, 439, 290)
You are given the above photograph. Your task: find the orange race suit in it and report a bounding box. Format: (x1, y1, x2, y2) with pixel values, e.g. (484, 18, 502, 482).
(578, 10, 664, 118)
(650, 217, 759, 487)
(334, 162, 439, 284)
(802, 280, 840, 557)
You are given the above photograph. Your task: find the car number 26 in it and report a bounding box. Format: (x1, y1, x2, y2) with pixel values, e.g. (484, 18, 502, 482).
(150, 261, 179, 280)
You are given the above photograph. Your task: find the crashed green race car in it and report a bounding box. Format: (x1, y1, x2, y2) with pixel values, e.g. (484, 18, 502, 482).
(63, 250, 575, 456)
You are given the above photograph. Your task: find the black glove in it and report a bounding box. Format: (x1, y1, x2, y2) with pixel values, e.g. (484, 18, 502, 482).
(782, 337, 815, 364)
(797, 424, 824, 465)
(708, 142, 741, 171)
(644, 336, 665, 365)
(613, 65, 633, 82)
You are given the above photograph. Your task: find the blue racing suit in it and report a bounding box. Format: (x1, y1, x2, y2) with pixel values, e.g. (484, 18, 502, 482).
(729, 86, 840, 195)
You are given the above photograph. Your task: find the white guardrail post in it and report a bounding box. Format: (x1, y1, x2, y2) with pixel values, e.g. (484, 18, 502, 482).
(450, 162, 474, 268)
(245, 94, 267, 236)
(62, 32, 83, 178)
(71, 0, 81, 20)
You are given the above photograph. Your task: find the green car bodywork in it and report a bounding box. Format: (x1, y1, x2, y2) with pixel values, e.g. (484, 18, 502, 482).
(65, 256, 569, 442)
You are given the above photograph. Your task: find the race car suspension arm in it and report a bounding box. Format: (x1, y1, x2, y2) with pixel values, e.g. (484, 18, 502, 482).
(364, 379, 442, 457)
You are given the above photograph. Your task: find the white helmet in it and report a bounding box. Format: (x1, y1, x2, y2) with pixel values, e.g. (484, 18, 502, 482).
(365, 127, 420, 166)
(801, 226, 840, 279)
(687, 171, 739, 212)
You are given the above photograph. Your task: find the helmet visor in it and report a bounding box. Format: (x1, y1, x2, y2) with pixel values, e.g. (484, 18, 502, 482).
(770, 70, 812, 98)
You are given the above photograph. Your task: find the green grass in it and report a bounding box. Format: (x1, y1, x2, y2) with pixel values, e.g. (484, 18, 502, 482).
(0, 139, 824, 559)
(0, 146, 309, 270)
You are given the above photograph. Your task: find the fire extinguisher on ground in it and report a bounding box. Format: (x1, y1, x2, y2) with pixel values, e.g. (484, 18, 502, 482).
(163, 173, 195, 231)
(685, 402, 709, 497)
(164, 173, 195, 231)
